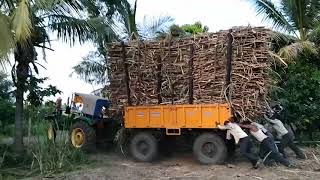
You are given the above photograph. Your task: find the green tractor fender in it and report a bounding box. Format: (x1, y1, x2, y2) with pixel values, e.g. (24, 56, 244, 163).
(74, 116, 93, 126)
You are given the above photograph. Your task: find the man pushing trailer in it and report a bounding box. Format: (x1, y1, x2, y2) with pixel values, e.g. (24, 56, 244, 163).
(264, 112, 306, 160)
(239, 121, 292, 167)
(218, 118, 260, 169)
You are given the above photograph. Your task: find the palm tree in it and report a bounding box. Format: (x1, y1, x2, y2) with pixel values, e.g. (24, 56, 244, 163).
(250, 0, 320, 61)
(0, 0, 114, 153)
(72, 0, 173, 85)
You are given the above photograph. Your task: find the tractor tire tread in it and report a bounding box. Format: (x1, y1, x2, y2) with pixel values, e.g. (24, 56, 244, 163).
(193, 133, 227, 164)
(69, 121, 96, 152)
(130, 132, 158, 162)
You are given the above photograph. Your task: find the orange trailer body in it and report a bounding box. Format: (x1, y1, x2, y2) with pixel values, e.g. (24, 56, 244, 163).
(124, 103, 232, 135)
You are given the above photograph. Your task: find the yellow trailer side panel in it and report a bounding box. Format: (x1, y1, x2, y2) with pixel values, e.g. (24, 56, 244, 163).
(124, 104, 231, 129)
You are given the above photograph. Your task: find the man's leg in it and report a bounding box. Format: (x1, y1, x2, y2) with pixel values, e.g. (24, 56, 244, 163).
(266, 131, 274, 141)
(278, 134, 290, 158)
(264, 138, 290, 166)
(239, 137, 259, 166)
(226, 139, 236, 162)
(260, 142, 273, 166)
(286, 135, 306, 159)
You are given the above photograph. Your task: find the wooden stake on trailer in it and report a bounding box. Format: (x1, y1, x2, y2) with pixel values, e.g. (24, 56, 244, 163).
(121, 41, 132, 106)
(225, 30, 234, 115)
(225, 30, 233, 87)
(136, 41, 141, 105)
(167, 39, 174, 105)
(156, 54, 162, 104)
(188, 43, 194, 104)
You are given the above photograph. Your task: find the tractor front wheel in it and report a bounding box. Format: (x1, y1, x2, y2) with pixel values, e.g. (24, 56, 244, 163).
(130, 132, 158, 162)
(69, 121, 96, 151)
(47, 123, 57, 142)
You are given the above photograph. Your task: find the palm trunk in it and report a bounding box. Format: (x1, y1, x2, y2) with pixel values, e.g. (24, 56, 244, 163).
(13, 82, 25, 153)
(12, 43, 34, 154)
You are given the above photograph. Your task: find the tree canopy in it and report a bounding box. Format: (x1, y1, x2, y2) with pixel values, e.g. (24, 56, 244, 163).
(250, 0, 320, 61)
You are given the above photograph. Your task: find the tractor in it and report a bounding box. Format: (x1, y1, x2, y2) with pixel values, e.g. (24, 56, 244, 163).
(46, 93, 121, 150)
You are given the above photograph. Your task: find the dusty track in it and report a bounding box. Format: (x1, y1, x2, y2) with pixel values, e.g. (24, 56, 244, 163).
(50, 147, 320, 180)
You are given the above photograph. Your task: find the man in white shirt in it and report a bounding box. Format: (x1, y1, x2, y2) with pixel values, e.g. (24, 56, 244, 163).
(239, 121, 291, 167)
(264, 113, 306, 159)
(218, 119, 260, 168)
(252, 122, 274, 140)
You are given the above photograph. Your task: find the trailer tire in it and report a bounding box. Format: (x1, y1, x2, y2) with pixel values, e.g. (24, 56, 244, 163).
(69, 121, 96, 151)
(193, 133, 227, 164)
(130, 132, 158, 162)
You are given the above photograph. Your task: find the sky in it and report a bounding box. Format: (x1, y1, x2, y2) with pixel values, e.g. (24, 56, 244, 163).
(30, 0, 271, 103)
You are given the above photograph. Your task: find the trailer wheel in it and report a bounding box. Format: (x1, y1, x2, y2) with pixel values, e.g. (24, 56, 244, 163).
(130, 132, 158, 162)
(69, 121, 96, 151)
(193, 133, 227, 164)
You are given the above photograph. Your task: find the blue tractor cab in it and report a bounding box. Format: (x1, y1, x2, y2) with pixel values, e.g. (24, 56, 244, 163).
(72, 93, 113, 124)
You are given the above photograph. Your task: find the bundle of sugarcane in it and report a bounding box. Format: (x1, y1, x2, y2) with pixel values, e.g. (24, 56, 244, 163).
(108, 26, 270, 120)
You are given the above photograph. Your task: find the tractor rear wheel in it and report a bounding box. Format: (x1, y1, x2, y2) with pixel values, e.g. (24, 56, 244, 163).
(130, 132, 158, 162)
(193, 133, 227, 164)
(69, 121, 96, 151)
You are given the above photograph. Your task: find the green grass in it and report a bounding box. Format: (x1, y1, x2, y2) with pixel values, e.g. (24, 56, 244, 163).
(0, 120, 89, 179)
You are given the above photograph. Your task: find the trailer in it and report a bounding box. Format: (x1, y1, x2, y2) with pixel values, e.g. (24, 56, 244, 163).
(124, 103, 232, 164)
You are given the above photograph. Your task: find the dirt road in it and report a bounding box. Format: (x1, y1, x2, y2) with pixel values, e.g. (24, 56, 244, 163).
(52, 148, 320, 180)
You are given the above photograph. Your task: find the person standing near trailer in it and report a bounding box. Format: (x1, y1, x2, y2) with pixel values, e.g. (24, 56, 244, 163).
(239, 121, 292, 167)
(251, 122, 276, 165)
(252, 122, 274, 140)
(264, 113, 306, 159)
(218, 118, 260, 169)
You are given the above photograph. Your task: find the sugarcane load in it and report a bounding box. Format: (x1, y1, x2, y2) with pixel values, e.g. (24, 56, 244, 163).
(108, 26, 271, 121)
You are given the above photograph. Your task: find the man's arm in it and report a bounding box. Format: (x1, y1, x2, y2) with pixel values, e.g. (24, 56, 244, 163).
(226, 130, 232, 140)
(218, 124, 231, 130)
(264, 114, 277, 123)
(238, 123, 252, 129)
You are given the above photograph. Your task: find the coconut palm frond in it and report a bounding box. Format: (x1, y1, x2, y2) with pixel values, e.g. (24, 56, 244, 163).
(86, 16, 118, 42)
(271, 31, 296, 43)
(48, 15, 91, 44)
(249, 0, 294, 33)
(112, 0, 138, 37)
(268, 50, 288, 67)
(33, 0, 83, 15)
(0, 12, 14, 64)
(308, 23, 320, 45)
(279, 41, 317, 61)
(48, 15, 113, 44)
(270, 31, 296, 52)
(280, 0, 320, 40)
(139, 15, 174, 40)
(71, 51, 107, 85)
(0, 0, 14, 12)
(281, 0, 320, 29)
(11, 0, 32, 43)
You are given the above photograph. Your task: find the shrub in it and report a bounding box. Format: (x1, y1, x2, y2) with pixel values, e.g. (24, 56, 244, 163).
(272, 55, 320, 139)
(30, 121, 88, 176)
